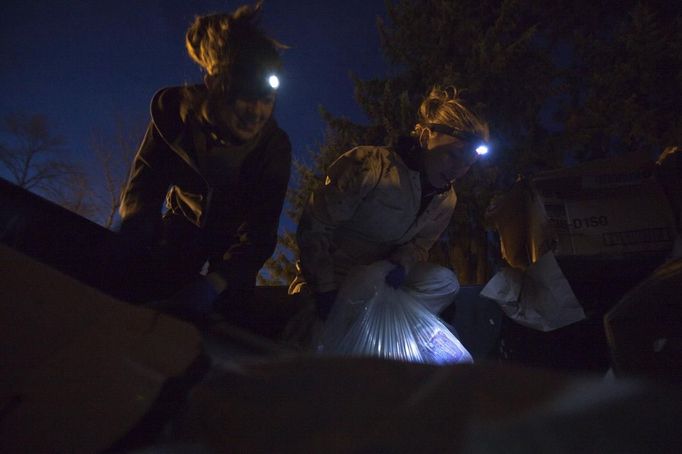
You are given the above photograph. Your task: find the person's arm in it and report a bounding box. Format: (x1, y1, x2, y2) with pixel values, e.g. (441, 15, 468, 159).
(297, 147, 384, 293)
(389, 190, 457, 272)
(209, 132, 292, 291)
(118, 121, 172, 244)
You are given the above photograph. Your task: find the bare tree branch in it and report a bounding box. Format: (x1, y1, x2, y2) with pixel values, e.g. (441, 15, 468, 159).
(0, 112, 97, 219)
(90, 117, 140, 228)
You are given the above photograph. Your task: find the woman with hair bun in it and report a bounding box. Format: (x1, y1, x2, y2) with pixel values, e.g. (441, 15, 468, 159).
(295, 85, 489, 320)
(117, 2, 291, 317)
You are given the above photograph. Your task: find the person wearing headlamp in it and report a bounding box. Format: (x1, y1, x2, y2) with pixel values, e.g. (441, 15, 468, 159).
(116, 3, 291, 318)
(295, 86, 489, 320)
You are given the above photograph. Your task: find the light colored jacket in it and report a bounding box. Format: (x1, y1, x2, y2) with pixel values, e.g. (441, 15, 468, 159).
(297, 145, 457, 293)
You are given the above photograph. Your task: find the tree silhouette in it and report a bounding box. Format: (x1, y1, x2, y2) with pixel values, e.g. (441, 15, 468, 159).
(90, 118, 141, 228)
(0, 112, 96, 218)
(1, 113, 69, 189)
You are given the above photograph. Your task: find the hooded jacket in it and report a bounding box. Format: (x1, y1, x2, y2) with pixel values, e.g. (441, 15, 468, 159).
(297, 141, 457, 293)
(119, 85, 291, 287)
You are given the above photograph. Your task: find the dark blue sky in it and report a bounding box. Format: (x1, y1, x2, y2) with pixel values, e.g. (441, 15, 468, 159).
(0, 0, 390, 215)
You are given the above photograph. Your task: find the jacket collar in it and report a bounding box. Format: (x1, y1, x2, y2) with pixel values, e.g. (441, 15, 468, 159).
(149, 85, 277, 175)
(392, 135, 452, 196)
(150, 86, 203, 174)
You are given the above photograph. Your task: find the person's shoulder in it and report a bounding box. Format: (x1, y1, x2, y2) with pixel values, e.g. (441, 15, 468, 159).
(350, 145, 405, 175)
(341, 144, 391, 162)
(326, 145, 390, 180)
(150, 85, 193, 117)
(150, 85, 202, 140)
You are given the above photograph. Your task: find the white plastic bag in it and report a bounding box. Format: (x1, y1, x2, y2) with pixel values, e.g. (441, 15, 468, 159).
(481, 252, 585, 331)
(318, 261, 473, 365)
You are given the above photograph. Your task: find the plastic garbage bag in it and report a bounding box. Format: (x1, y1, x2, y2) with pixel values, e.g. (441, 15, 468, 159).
(318, 261, 473, 365)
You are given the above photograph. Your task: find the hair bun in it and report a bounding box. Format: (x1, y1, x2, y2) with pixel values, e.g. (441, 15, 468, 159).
(185, 2, 283, 78)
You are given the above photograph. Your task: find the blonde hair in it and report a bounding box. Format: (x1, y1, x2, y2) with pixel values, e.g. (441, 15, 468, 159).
(414, 86, 489, 146)
(185, 2, 286, 78)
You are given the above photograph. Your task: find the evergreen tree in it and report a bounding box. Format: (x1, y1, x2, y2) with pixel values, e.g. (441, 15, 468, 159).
(564, 2, 682, 160)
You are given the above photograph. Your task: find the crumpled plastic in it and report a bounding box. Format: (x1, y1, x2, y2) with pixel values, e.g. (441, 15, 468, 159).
(318, 261, 473, 365)
(481, 252, 585, 332)
(483, 176, 584, 331)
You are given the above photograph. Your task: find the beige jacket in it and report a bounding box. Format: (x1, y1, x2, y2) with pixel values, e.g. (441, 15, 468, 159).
(297, 144, 457, 293)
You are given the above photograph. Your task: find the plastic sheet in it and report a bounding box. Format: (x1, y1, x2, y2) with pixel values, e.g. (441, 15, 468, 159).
(481, 252, 585, 332)
(318, 261, 473, 365)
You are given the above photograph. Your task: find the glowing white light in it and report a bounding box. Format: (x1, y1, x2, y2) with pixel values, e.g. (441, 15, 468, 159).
(475, 144, 489, 155)
(268, 74, 280, 89)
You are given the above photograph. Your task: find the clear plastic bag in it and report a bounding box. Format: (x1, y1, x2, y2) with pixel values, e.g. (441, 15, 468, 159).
(318, 261, 473, 365)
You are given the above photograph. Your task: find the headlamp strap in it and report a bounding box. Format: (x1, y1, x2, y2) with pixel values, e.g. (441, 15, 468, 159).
(426, 123, 481, 144)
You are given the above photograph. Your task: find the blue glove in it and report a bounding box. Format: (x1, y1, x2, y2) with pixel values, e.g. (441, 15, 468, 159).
(385, 263, 406, 289)
(315, 290, 338, 320)
(146, 276, 219, 320)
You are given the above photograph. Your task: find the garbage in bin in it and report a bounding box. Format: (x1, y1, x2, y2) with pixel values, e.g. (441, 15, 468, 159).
(318, 261, 473, 365)
(481, 252, 585, 331)
(483, 178, 585, 331)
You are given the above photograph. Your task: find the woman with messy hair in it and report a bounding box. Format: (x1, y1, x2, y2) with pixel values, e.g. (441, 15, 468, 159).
(117, 3, 291, 316)
(295, 86, 489, 320)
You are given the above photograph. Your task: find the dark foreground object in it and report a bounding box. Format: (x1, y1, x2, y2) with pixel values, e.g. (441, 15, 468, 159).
(0, 177, 116, 291)
(3, 246, 681, 453)
(3, 174, 682, 452)
(605, 258, 682, 382)
(179, 357, 682, 454)
(0, 243, 203, 452)
(2, 185, 682, 451)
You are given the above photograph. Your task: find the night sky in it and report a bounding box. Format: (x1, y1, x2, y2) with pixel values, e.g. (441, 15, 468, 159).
(0, 0, 389, 222)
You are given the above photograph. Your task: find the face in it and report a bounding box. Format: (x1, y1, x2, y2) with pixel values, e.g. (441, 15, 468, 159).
(217, 92, 276, 142)
(422, 132, 477, 188)
(205, 74, 276, 142)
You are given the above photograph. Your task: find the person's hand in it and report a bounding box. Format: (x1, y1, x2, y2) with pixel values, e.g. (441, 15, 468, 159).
(314, 290, 338, 321)
(385, 262, 406, 289)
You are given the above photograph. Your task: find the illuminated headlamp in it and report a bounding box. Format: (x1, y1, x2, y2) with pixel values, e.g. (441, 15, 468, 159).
(228, 65, 281, 99)
(475, 144, 489, 156)
(427, 123, 489, 157)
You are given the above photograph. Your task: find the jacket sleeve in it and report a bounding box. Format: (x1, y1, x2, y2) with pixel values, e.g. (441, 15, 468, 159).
(211, 132, 292, 289)
(297, 147, 384, 293)
(118, 121, 172, 245)
(390, 190, 457, 272)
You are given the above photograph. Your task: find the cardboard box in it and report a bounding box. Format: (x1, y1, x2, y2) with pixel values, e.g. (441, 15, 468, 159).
(0, 243, 203, 453)
(534, 153, 677, 257)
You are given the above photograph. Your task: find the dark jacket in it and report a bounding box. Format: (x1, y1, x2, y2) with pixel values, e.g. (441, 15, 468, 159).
(119, 85, 291, 288)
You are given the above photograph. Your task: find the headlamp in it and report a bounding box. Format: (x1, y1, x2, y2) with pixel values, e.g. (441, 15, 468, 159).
(227, 64, 280, 99)
(427, 123, 489, 157)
